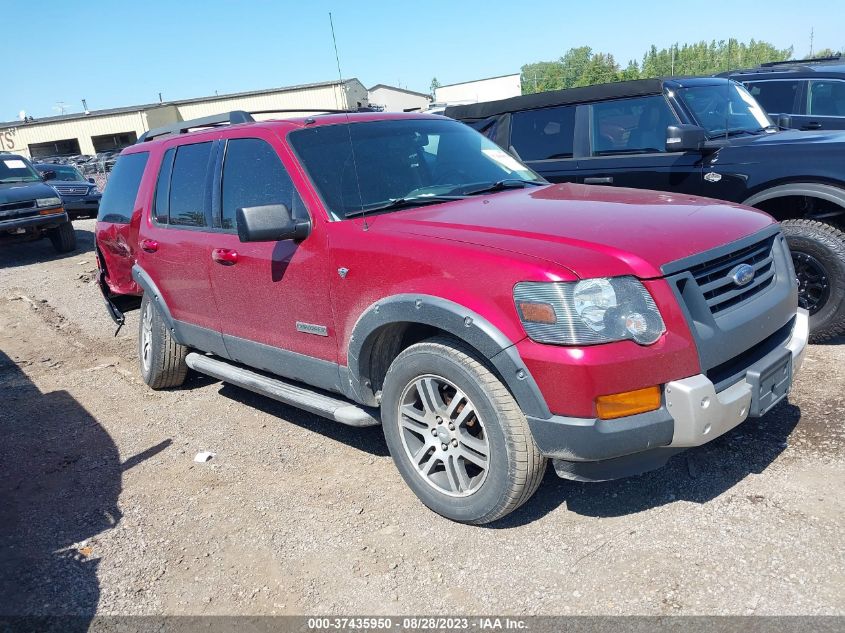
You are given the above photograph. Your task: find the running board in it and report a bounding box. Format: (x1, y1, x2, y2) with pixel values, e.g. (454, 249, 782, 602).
(185, 353, 380, 427)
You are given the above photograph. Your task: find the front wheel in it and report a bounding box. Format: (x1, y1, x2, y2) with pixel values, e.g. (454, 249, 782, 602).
(381, 336, 546, 524)
(781, 219, 845, 342)
(48, 221, 76, 253)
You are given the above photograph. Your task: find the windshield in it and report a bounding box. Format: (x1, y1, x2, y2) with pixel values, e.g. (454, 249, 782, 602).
(0, 156, 42, 183)
(676, 83, 773, 137)
(37, 164, 85, 181)
(288, 118, 543, 219)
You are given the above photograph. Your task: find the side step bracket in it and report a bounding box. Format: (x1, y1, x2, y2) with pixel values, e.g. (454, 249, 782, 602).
(185, 353, 380, 427)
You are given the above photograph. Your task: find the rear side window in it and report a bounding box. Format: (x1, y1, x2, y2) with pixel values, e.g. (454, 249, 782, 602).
(168, 142, 213, 227)
(221, 138, 296, 230)
(153, 148, 175, 224)
(590, 95, 677, 155)
(510, 106, 576, 160)
(745, 80, 802, 114)
(808, 80, 845, 116)
(97, 152, 148, 224)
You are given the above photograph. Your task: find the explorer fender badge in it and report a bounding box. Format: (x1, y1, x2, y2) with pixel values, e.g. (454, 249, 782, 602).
(704, 172, 722, 183)
(296, 322, 329, 337)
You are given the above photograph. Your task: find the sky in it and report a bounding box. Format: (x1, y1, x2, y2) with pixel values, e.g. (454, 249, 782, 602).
(5, 0, 842, 121)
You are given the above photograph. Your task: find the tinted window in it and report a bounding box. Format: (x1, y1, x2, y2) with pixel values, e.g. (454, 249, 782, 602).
(153, 148, 175, 224)
(221, 139, 294, 230)
(511, 106, 576, 160)
(745, 80, 801, 114)
(169, 142, 212, 227)
(808, 80, 845, 116)
(97, 152, 148, 224)
(591, 96, 677, 155)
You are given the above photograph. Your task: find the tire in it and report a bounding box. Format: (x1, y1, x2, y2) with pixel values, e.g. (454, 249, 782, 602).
(381, 336, 546, 524)
(48, 221, 76, 253)
(781, 219, 845, 342)
(138, 293, 189, 389)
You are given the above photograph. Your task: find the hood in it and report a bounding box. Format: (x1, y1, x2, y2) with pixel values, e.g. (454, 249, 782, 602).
(722, 128, 845, 148)
(374, 183, 775, 279)
(0, 180, 59, 205)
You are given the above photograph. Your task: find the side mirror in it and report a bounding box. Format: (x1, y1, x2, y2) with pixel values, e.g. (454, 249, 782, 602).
(41, 170, 57, 181)
(236, 204, 310, 243)
(88, 177, 95, 184)
(666, 124, 707, 152)
(777, 114, 792, 129)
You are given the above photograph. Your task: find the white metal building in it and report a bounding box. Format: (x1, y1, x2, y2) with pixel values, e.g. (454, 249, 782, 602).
(367, 84, 431, 112)
(434, 73, 522, 105)
(0, 79, 368, 159)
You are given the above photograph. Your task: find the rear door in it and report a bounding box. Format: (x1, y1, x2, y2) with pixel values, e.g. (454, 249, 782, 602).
(506, 105, 580, 183)
(794, 79, 845, 130)
(205, 130, 339, 390)
(136, 139, 223, 348)
(576, 95, 702, 194)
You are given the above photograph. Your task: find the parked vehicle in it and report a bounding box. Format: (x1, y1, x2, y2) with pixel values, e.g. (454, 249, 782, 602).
(446, 77, 845, 341)
(95, 110, 807, 524)
(35, 162, 102, 219)
(0, 153, 76, 252)
(721, 55, 845, 131)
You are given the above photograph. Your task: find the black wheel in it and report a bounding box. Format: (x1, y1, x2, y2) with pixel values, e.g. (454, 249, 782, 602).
(138, 293, 189, 389)
(781, 219, 845, 342)
(48, 221, 76, 253)
(381, 336, 546, 524)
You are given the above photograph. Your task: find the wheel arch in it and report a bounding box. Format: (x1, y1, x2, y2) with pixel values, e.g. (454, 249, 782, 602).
(743, 182, 845, 225)
(131, 264, 182, 342)
(345, 294, 551, 420)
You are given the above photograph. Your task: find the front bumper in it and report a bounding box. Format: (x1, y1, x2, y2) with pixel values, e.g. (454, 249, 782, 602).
(0, 210, 69, 234)
(526, 309, 809, 481)
(62, 195, 101, 212)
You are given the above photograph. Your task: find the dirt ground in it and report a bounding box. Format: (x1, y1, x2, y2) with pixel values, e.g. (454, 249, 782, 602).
(0, 220, 843, 617)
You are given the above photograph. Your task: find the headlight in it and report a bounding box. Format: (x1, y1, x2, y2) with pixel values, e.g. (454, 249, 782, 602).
(89, 186, 100, 195)
(36, 196, 62, 208)
(514, 277, 666, 345)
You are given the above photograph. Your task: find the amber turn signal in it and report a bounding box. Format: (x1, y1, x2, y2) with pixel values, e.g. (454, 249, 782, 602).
(517, 301, 557, 324)
(38, 207, 64, 215)
(596, 385, 661, 420)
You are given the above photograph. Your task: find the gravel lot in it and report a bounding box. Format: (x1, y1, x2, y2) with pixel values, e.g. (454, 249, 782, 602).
(1, 219, 843, 617)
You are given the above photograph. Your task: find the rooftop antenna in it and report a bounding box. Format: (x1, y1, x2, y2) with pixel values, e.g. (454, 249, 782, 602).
(82, 98, 89, 115)
(54, 101, 68, 115)
(329, 12, 367, 230)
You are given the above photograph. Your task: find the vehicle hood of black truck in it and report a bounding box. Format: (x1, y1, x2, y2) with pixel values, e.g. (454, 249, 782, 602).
(0, 181, 59, 205)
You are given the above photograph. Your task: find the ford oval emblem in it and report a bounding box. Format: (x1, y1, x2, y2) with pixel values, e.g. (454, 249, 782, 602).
(730, 263, 755, 287)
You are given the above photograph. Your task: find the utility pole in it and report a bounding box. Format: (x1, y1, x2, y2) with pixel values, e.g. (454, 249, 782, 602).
(810, 27, 814, 57)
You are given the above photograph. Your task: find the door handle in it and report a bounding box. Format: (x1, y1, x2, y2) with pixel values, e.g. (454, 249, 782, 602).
(211, 248, 239, 266)
(802, 122, 822, 130)
(584, 176, 614, 185)
(140, 239, 159, 253)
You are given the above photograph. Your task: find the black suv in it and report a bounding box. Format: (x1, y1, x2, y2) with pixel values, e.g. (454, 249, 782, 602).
(445, 77, 845, 341)
(722, 55, 845, 131)
(0, 153, 76, 252)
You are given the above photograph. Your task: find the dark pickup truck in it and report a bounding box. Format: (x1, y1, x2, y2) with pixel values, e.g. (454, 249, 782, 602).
(446, 77, 845, 342)
(0, 153, 76, 252)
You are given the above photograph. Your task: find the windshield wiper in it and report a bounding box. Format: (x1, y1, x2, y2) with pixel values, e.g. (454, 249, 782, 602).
(344, 195, 466, 218)
(460, 179, 546, 196)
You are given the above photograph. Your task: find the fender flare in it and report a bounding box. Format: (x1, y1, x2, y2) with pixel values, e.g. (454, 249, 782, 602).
(131, 264, 182, 343)
(346, 294, 551, 419)
(743, 182, 845, 213)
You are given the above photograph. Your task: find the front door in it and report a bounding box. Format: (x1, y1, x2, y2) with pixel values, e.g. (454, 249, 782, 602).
(206, 132, 340, 392)
(576, 95, 703, 195)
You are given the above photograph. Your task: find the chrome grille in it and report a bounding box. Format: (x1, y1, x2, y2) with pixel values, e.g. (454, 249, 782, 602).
(53, 185, 89, 195)
(688, 236, 777, 314)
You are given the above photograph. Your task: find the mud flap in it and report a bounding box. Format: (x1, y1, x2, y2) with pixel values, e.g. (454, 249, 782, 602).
(97, 268, 141, 335)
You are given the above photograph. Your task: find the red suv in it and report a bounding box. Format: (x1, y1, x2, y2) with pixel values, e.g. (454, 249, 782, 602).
(95, 110, 808, 524)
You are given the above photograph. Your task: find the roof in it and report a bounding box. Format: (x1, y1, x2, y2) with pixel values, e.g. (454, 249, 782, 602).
(0, 79, 361, 130)
(444, 77, 730, 120)
(437, 73, 521, 89)
(723, 55, 845, 77)
(368, 84, 431, 99)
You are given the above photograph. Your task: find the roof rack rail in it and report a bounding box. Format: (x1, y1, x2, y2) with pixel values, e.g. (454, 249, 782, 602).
(761, 54, 842, 67)
(137, 110, 255, 143)
(248, 106, 379, 116)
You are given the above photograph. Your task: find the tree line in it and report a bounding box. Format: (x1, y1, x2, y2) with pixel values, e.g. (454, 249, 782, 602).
(521, 40, 841, 94)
